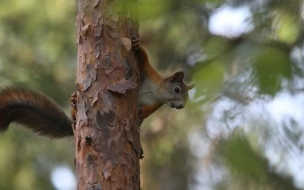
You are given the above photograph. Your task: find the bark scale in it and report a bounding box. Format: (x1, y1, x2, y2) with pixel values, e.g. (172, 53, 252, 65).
(75, 0, 140, 189)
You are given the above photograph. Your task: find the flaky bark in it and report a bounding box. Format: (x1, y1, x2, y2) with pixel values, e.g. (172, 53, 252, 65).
(74, 0, 140, 189)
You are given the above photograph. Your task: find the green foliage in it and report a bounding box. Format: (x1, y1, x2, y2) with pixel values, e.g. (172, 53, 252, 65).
(222, 136, 269, 181)
(0, 0, 75, 103)
(221, 135, 299, 190)
(253, 46, 292, 95)
(193, 60, 224, 102)
(0, 0, 75, 189)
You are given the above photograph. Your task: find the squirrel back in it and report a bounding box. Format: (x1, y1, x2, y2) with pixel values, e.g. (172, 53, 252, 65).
(133, 38, 195, 119)
(0, 87, 73, 138)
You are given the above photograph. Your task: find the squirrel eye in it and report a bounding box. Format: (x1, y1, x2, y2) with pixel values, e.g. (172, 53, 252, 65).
(174, 86, 181, 94)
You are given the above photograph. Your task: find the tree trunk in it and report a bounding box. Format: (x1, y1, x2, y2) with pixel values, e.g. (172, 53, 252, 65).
(74, 0, 140, 189)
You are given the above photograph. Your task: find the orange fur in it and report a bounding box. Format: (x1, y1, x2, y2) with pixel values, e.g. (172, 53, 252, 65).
(0, 38, 194, 138)
(137, 46, 161, 84)
(133, 38, 194, 120)
(140, 103, 163, 119)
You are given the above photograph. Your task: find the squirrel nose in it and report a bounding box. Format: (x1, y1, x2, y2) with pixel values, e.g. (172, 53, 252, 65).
(176, 104, 184, 109)
(170, 102, 175, 108)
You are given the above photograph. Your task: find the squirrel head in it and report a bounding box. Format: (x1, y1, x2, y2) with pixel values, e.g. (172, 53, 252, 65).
(161, 71, 195, 109)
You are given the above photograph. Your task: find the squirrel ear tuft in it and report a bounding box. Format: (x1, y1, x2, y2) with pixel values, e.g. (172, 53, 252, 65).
(186, 82, 195, 90)
(171, 71, 184, 82)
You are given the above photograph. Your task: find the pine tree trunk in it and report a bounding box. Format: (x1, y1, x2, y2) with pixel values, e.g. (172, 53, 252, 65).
(74, 0, 140, 189)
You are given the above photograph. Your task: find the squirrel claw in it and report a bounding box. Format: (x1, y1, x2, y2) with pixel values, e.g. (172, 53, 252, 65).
(70, 91, 77, 108)
(140, 147, 144, 159)
(132, 37, 139, 49)
(137, 108, 144, 124)
(70, 91, 78, 121)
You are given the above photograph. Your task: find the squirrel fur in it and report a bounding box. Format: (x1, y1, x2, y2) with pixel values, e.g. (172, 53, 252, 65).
(0, 87, 73, 138)
(0, 38, 194, 138)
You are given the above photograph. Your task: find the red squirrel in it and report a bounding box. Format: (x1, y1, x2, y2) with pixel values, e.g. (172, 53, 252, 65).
(0, 38, 194, 138)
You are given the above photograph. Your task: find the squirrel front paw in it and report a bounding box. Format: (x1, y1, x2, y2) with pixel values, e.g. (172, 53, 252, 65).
(70, 91, 77, 107)
(138, 108, 144, 124)
(131, 37, 139, 50)
(70, 91, 78, 121)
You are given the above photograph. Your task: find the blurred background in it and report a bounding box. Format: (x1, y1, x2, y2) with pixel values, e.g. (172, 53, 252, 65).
(0, 0, 303, 189)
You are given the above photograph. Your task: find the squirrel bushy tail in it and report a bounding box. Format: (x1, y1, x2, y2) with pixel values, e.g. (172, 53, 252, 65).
(0, 87, 73, 138)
